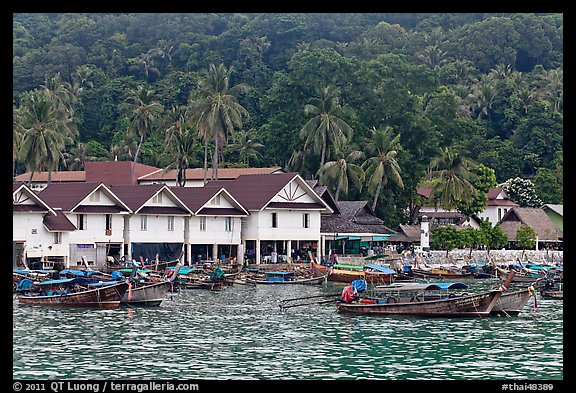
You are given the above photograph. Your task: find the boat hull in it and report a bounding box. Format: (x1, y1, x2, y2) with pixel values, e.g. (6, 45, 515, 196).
(491, 288, 532, 315)
(411, 269, 475, 279)
(18, 282, 128, 309)
(122, 281, 170, 306)
(246, 274, 329, 285)
(336, 290, 502, 317)
(310, 260, 364, 283)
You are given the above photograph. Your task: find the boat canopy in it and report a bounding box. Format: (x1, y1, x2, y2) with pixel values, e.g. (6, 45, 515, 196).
(364, 263, 396, 274)
(13, 269, 54, 275)
(374, 282, 469, 292)
(59, 269, 104, 277)
(38, 277, 113, 286)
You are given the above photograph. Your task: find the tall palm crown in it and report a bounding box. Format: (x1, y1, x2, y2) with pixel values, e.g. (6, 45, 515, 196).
(299, 85, 354, 171)
(428, 147, 478, 211)
(191, 63, 249, 180)
(120, 85, 164, 165)
(164, 105, 197, 187)
(18, 90, 71, 184)
(317, 138, 364, 201)
(362, 126, 404, 212)
(225, 129, 264, 166)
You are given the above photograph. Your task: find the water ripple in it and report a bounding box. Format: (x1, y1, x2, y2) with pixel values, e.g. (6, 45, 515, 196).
(13, 282, 563, 380)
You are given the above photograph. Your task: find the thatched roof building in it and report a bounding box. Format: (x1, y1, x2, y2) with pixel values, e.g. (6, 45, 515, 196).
(498, 207, 563, 244)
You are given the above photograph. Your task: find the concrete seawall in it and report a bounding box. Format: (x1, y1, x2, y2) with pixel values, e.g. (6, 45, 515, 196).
(338, 249, 563, 267)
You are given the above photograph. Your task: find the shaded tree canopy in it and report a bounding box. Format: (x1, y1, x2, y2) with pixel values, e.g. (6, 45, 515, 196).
(13, 12, 563, 227)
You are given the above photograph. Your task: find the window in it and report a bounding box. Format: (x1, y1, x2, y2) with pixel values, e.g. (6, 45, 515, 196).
(498, 208, 502, 222)
(77, 214, 86, 230)
(303, 213, 310, 228)
(225, 217, 232, 232)
(153, 193, 163, 204)
(168, 216, 174, 231)
(140, 215, 147, 231)
(271, 212, 278, 228)
(105, 214, 112, 231)
(211, 195, 220, 205)
(53, 232, 62, 244)
(200, 217, 206, 231)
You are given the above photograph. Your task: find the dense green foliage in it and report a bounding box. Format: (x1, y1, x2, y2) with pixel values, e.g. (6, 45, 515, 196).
(13, 13, 563, 228)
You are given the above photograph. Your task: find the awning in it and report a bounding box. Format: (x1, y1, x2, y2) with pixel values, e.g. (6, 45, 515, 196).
(335, 236, 348, 240)
(347, 236, 361, 241)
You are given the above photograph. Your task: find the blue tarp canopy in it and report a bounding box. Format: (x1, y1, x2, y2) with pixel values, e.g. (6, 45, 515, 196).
(13, 269, 54, 275)
(335, 236, 348, 240)
(39, 278, 86, 285)
(364, 263, 396, 274)
(375, 282, 469, 292)
(59, 269, 103, 277)
(434, 282, 469, 290)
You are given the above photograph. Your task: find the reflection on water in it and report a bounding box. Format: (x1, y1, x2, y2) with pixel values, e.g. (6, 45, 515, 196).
(13, 281, 563, 380)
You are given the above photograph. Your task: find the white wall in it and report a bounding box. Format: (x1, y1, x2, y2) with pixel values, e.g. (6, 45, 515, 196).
(128, 214, 186, 243)
(189, 216, 242, 244)
(242, 209, 321, 240)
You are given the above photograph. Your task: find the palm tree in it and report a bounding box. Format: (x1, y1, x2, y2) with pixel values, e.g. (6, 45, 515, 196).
(119, 86, 164, 179)
(13, 105, 22, 178)
(362, 126, 404, 212)
(190, 63, 249, 181)
(299, 85, 354, 172)
(317, 138, 364, 201)
(18, 90, 70, 185)
(428, 147, 478, 211)
(62, 142, 96, 171)
(163, 105, 197, 187)
(225, 129, 264, 166)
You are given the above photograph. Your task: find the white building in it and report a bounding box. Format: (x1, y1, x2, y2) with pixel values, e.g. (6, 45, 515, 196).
(206, 172, 333, 264)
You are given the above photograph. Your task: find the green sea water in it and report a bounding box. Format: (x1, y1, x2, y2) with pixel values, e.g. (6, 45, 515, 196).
(12, 279, 563, 380)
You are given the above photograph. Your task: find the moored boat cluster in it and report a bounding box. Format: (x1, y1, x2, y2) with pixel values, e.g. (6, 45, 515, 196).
(13, 255, 563, 317)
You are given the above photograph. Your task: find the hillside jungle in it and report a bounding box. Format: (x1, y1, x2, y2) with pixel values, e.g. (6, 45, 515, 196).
(13, 13, 563, 229)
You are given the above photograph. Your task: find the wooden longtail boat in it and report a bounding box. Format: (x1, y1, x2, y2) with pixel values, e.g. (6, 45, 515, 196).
(491, 288, 534, 315)
(336, 290, 503, 317)
(18, 279, 128, 309)
(410, 268, 475, 279)
(496, 267, 541, 283)
(336, 271, 516, 317)
(310, 260, 364, 283)
(245, 271, 330, 285)
(122, 280, 172, 306)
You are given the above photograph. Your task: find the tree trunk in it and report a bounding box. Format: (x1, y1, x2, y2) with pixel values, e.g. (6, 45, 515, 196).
(371, 179, 383, 212)
(212, 131, 219, 180)
(203, 139, 208, 185)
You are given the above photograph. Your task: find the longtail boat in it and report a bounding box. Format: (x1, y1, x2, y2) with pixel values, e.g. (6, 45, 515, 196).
(410, 267, 475, 279)
(310, 259, 364, 283)
(245, 270, 330, 285)
(336, 271, 516, 317)
(17, 278, 128, 308)
(491, 287, 535, 315)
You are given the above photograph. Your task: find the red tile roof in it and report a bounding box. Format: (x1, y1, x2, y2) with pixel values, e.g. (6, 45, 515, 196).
(14, 171, 86, 183)
(43, 210, 76, 231)
(205, 172, 300, 210)
(108, 184, 165, 211)
(196, 207, 247, 216)
(170, 186, 222, 212)
(140, 166, 283, 181)
(85, 161, 160, 185)
(38, 183, 102, 211)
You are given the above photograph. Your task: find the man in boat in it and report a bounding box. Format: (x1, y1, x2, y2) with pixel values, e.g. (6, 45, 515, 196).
(341, 284, 358, 303)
